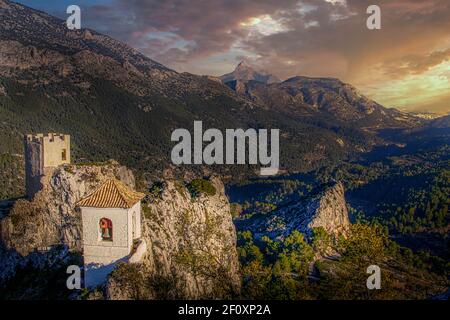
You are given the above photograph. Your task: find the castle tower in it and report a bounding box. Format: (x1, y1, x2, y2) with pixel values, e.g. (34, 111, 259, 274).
(24, 133, 71, 198)
(77, 179, 145, 288)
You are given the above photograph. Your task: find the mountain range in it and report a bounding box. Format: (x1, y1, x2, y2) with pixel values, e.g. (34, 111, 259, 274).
(0, 0, 434, 180)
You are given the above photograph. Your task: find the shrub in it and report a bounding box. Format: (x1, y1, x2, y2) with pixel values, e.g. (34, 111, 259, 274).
(230, 203, 243, 218)
(142, 205, 154, 220)
(186, 179, 216, 198)
(146, 181, 166, 201)
(108, 262, 147, 299)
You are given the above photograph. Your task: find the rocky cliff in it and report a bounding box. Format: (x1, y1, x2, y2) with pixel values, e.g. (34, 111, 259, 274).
(236, 182, 350, 241)
(107, 177, 241, 299)
(1, 161, 134, 257)
(0, 162, 240, 299)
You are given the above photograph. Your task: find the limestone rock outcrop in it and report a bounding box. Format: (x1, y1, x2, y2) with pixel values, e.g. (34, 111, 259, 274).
(107, 177, 241, 299)
(305, 182, 350, 236)
(236, 182, 350, 241)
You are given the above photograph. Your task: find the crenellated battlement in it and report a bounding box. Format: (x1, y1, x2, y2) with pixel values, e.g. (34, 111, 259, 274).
(24, 133, 71, 198)
(25, 133, 70, 144)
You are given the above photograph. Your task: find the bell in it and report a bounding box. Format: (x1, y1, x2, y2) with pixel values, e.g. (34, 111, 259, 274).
(103, 228, 110, 238)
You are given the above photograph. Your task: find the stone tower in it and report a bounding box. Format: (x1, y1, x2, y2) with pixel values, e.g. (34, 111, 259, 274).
(24, 133, 71, 198)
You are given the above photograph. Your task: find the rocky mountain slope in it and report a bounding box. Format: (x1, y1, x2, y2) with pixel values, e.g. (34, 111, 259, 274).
(430, 114, 450, 128)
(236, 182, 350, 241)
(224, 74, 420, 129)
(0, 0, 424, 183)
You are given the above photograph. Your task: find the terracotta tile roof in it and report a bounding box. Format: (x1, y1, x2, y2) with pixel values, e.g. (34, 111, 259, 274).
(77, 179, 145, 209)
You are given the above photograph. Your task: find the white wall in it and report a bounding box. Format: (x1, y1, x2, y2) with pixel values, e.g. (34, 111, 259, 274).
(81, 202, 143, 288)
(128, 202, 142, 240)
(81, 207, 131, 288)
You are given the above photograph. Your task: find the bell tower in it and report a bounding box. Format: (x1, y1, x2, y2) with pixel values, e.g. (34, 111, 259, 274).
(24, 133, 71, 198)
(77, 179, 144, 288)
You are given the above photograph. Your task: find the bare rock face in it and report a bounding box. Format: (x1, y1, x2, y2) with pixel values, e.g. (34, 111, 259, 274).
(107, 177, 241, 300)
(1, 162, 135, 257)
(305, 183, 350, 236)
(237, 182, 350, 241)
(83, 29, 93, 40)
(0, 41, 65, 70)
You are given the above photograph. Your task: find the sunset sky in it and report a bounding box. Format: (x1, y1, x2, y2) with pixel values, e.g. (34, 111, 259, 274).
(15, 0, 450, 114)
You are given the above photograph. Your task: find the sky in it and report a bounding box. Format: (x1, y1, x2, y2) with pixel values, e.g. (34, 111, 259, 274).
(14, 0, 450, 114)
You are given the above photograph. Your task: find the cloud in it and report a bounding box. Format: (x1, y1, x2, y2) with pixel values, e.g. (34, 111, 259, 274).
(381, 49, 450, 77)
(365, 61, 450, 114)
(83, 0, 300, 64)
(78, 1, 450, 75)
(34, 0, 450, 112)
(240, 0, 450, 78)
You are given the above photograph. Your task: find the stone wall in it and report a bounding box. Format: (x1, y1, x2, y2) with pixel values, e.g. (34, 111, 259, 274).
(24, 137, 43, 198)
(128, 239, 147, 264)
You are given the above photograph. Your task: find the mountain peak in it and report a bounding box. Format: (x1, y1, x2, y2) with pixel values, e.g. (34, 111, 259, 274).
(220, 61, 281, 84)
(236, 60, 252, 70)
(237, 60, 247, 67)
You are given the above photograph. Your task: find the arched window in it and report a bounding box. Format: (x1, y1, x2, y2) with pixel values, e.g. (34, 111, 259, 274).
(99, 218, 113, 241)
(132, 212, 136, 238)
